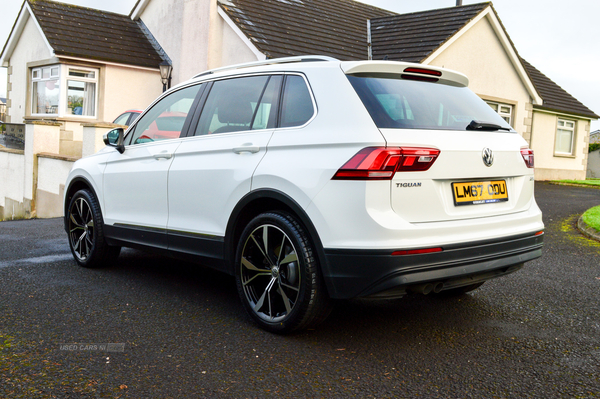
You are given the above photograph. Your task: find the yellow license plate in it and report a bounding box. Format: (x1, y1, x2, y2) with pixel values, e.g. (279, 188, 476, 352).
(452, 180, 508, 206)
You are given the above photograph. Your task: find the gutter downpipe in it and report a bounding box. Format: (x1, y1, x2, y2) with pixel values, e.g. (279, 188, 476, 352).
(367, 19, 372, 60)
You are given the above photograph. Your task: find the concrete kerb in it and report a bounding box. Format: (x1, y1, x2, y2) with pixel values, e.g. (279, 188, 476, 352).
(577, 216, 600, 242)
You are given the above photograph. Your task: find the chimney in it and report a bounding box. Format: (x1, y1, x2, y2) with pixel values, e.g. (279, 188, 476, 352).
(456, 0, 463, 5)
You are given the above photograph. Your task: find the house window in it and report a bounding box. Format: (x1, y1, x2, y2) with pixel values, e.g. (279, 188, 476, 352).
(32, 65, 60, 115)
(555, 119, 575, 155)
(486, 101, 512, 126)
(66, 68, 98, 117)
(31, 65, 99, 118)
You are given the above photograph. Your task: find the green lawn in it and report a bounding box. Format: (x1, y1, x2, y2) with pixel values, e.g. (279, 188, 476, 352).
(582, 205, 600, 232)
(552, 179, 600, 187)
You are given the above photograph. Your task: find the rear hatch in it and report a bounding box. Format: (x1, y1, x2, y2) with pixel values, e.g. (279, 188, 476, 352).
(342, 61, 535, 223)
(382, 129, 533, 223)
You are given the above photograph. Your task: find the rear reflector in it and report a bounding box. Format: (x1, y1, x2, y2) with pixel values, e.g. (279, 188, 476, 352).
(332, 147, 440, 180)
(535, 231, 544, 236)
(392, 247, 443, 256)
(521, 147, 534, 168)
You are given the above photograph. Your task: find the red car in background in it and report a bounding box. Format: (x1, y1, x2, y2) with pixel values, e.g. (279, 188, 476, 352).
(112, 110, 142, 126)
(113, 110, 187, 143)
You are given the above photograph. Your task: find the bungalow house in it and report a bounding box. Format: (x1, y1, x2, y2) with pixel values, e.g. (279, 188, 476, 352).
(367, 3, 598, 180)
(0, 0, 597, 219)
(0, 0, 165, 156)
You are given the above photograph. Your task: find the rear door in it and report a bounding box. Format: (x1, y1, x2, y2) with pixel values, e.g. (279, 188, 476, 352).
(166, 75, 282, 257)
(347, 73, 535, 224)
(384, 129, 533, 223)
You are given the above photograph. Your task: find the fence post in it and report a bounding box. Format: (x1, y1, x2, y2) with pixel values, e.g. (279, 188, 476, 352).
(82, 122, 125, 158)
(24, 121, 61, 218)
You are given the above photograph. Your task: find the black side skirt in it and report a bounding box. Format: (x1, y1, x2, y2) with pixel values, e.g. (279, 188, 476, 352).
(104, 224, 227, 272)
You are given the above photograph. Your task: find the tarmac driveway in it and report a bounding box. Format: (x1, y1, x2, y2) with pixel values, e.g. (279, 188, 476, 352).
(0, 182, 599, 398)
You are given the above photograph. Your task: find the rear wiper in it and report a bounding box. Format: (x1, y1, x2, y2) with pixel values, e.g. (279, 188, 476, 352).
(466, 120, 512, 131)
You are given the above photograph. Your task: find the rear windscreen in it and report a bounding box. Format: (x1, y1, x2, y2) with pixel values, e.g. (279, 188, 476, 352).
(348, 75, 514, 131)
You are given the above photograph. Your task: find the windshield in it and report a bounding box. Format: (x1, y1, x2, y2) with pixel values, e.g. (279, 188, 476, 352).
(348, 75, 514, 132)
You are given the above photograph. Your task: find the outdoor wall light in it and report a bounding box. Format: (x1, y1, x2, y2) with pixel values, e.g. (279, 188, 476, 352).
(159, 61, 173, 92)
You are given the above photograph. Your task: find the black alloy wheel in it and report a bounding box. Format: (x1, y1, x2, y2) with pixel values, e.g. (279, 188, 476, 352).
(67, 189, 120, 268)
(235, 212, 332, 333)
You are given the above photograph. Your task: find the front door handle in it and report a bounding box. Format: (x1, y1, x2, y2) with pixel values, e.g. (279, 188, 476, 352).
(153, 153, 172, 160)
(233, 145, 260, 154)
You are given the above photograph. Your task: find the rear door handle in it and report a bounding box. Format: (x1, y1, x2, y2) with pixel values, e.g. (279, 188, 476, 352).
(233, 145, 260, 154)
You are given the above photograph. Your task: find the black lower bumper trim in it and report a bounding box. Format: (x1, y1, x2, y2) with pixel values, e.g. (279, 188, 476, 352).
(322, 232, 543, 299)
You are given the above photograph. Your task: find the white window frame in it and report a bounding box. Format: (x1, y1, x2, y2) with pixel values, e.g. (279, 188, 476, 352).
(31, 64, 61, 116)
(555, 118, 576, 156)
(63, 65, 99, 119)
(486, 101, 513, 126)
(30, 64, 99, 119)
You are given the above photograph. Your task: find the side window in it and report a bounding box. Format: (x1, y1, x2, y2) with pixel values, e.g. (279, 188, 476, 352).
(195, 75, 279, 136)
(128, 112, 141, 125)
(486, 101, 513, 126)
(113, 113, 130, 126)
(280, 75, 315, 128)
(555, 119, 575, 155)
(128, 85, 201, 145)
(252, 75, 282, 130)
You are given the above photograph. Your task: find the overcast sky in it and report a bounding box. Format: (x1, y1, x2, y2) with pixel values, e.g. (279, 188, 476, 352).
(1, 0, 598, 131)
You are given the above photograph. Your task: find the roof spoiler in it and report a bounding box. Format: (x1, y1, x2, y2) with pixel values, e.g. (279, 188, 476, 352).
(341, 61, 470, 87)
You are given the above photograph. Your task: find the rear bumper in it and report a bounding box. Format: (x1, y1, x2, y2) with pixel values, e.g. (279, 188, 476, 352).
(322, 231, 543, 299)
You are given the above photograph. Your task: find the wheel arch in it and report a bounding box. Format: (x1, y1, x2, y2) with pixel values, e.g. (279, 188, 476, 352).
(224, 189, 330, 286)
(63, 176, 100, 233)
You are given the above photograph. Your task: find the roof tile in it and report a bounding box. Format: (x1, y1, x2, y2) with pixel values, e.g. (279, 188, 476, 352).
(218, 0, 393, 60)
(521, 59, 599, 119)
(28, 0, 163, 69)
(369, 2, 596, 119)
(369, 2, 490, 62)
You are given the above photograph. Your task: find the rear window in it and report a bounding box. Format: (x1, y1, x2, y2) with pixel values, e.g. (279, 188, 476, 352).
(348, 75, 514, 131)
(280, 75, 315, 128)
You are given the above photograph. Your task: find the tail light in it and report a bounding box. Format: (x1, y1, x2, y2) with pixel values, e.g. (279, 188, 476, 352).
(332, 147, 440, 180)
(520, 147, 534, 168)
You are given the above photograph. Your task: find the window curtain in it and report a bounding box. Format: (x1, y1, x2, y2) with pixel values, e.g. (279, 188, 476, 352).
(83, 82, 96, 116)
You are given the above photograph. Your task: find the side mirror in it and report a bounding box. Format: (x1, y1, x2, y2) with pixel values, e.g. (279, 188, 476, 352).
(103, 128, 125, 154)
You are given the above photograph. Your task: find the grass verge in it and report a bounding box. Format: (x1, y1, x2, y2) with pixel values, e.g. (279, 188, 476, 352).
(582, 205, 600, 232)
(551, 179, 600, 188)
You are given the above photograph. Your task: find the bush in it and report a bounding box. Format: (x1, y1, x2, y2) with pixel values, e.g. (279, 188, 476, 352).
(589, 142, 600, 153)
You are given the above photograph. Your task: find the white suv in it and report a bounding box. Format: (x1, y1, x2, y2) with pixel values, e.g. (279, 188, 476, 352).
(64, 56, 544, 333)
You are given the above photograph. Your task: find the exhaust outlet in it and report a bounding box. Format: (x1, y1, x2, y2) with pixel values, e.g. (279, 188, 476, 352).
(433, 282, 444, 293)
(408, 283, 434, 295)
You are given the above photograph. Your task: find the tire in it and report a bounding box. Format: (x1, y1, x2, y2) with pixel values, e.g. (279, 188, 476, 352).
(66, 189, 120, 268)
(438, 282, 485, 296)
(234, 212, 332, 334)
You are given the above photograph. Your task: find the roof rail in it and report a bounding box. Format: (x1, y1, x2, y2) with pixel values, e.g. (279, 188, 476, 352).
(193, 55, 339, 78)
